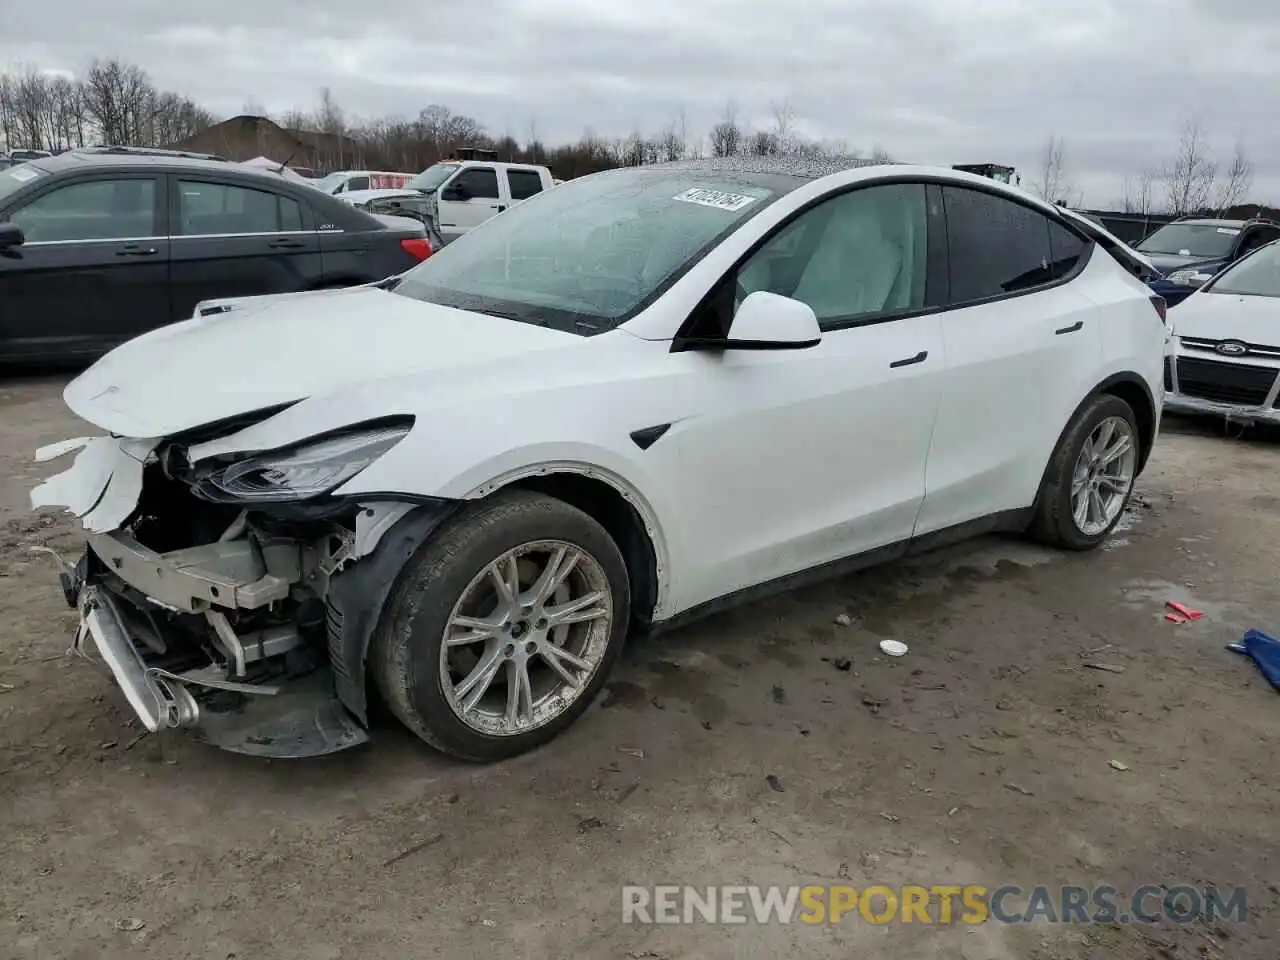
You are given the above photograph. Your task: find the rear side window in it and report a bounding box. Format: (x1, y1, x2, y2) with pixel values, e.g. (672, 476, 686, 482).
(1046, 220, 1089, 281)
(346, 175, 370, 191)
(507, 170, 544, 201)
(176, 181, 304, 236)
(452, 167, 499, 199)
(943, 187, 1056, 303)
(10, 178, 156, 242)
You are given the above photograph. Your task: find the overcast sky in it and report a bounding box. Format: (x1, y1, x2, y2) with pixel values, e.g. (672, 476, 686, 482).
(2, 0, 1276, 206)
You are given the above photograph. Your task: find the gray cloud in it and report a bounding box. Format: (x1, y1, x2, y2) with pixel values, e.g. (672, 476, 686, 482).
(3, 0, 1277, 206)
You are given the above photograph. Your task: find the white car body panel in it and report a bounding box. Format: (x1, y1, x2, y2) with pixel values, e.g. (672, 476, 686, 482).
(34, 162, 1164, 627)
(63, 288, 580, 438)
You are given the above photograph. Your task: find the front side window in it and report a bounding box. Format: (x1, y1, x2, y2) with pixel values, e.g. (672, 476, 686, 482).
(10, 178, 156, 242)
(449, 167, 500, 200)
(1205, 242, 1280, 298)
(1137, 222, 1240, 258)
(1238, 227, 1280, 257)
(734, 184, 928, 327)
(393, 167, 781, 333)
(943, 186, 1057, 302)
(176, 181, 303, 236)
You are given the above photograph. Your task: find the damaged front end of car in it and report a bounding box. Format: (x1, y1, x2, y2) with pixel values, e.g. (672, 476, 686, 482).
(31, 414, 455, 759)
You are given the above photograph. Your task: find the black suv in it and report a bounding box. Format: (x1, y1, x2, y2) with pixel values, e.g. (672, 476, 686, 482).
(0, 147, 433, 363)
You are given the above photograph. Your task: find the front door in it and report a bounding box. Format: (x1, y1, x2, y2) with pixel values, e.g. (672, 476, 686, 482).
(0, 175, 168, 360)
(167, 176, 323, 319)
(435, 166, 504, 243)
(652, 182, 947, 612)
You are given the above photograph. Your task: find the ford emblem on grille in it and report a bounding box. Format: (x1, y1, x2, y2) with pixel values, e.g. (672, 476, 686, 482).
(1216, 340, 1248, 356)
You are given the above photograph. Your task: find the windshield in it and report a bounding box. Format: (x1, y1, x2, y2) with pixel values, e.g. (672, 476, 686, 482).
(1206, 242, 1280, 298)
(392, 168, 780, 333)
(313, 173, 347, 194)
(0, 163, 45, 205)
(1138, 222, 1241, 258)
(404, 163, 460, 193)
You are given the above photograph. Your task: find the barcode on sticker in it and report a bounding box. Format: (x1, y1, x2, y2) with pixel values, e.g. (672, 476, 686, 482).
(1216, 227, 1241, 235)
(673, 188, 758, 212)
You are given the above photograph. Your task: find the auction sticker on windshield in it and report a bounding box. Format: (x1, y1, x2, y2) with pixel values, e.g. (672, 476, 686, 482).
(8, 166, 42, 183)
(673, 188, 759, 212)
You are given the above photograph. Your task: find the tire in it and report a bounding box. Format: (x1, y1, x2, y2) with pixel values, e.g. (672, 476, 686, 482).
(369, 489, 631, 761)
(1029, 393, 1141, 551)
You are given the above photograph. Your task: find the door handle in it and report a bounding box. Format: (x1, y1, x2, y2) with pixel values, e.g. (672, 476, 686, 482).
(1055, 321, 1084, 335)
(491, 205, 504, 211)
(268, 238, 307, 250)
(115, 245, 158, 257)
(889, 350, 929, 369)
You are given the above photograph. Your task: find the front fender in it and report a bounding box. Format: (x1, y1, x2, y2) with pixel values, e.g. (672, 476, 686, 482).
(338, 441, 677, 616)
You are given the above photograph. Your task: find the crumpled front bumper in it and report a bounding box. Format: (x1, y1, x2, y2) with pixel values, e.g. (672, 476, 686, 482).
(1164, 392, 1280, 425)
(53, 535, 371, 759)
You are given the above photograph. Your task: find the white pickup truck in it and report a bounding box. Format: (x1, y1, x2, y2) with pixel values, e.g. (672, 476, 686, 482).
(403, 160, 555, 244)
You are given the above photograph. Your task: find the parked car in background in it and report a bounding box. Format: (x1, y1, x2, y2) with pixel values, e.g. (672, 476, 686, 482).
(312, 170, 416, 195)
(7, 149, 53, 163)
(1136, 217, 1280, 306)
(336, 188, 444, 249)
(31, 157, 1164, 763)
(404, 160, 554, 244)
(0, 146, 431, 363)
(1163, 238, 1280, 424)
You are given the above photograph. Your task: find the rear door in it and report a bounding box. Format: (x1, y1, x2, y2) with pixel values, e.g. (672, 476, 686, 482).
(167, 175, 323, 319)
(913, 184, 1103, 535)
(435, 166, 503, 243)
(0, 173, 168, 360)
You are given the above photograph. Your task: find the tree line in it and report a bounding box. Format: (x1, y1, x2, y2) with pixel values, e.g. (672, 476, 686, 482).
(0, 59, 882, 181)
(0, 60, 214, 154)
(1, 58, 1271, 219)
(1030, 122, 1270, 219)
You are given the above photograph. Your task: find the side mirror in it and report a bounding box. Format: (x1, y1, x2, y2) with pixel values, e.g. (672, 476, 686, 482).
(0, 222, 24, 249)
(721, 291, 821, 350)
(442, 180, 471, 201)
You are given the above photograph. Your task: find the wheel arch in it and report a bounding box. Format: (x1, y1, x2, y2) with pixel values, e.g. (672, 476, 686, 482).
(1092, 372, 1157, 475)
(472, 464, 668, 634)
(1031, 370, 1156, 522)
(328, 463, 668, 725)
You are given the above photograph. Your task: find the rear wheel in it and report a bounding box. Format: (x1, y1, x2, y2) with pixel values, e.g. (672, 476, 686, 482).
(370, 490, 630, 761)
(1030, 394, 1140, 550)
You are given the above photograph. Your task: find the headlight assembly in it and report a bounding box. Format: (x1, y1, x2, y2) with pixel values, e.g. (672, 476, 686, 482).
(195, 422, 411, 503)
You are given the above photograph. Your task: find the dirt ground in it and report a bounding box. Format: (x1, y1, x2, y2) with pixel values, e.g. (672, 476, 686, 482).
(1, 374, 1277, 960)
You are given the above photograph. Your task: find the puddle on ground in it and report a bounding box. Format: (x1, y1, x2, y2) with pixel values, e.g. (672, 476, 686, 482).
(1120, 578, 1252, 635)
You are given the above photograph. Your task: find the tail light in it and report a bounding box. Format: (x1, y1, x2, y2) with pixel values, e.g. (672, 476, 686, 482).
(400, 237, 432, 261)
(1149, 294, 1167, 323)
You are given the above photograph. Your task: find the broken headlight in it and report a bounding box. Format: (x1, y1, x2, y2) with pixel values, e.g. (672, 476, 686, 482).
(196, 423, 411, 503)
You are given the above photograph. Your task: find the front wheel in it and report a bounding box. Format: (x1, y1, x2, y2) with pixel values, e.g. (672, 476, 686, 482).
(369, 490, 630, 761)
(1030, 394, 1140, 550)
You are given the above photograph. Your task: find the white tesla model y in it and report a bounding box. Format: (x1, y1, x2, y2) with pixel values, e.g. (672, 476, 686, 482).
(31, 157, 1166, 762)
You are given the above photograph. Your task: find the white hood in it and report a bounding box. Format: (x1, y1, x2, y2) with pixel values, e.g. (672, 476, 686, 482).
(65, 287, 579, 438)
(1173, 292, 1280, 345)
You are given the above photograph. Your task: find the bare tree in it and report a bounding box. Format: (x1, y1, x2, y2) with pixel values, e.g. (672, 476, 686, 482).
(709, 100, 742, 158)
(770, 98, 795, 154)
(1121, 169, 1158, 216)
(1214, 140, 1253, 214)
(868, 145, 894, 164)
(1162, 120, 1217, 216)
(1032, 135, 1073, 204)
